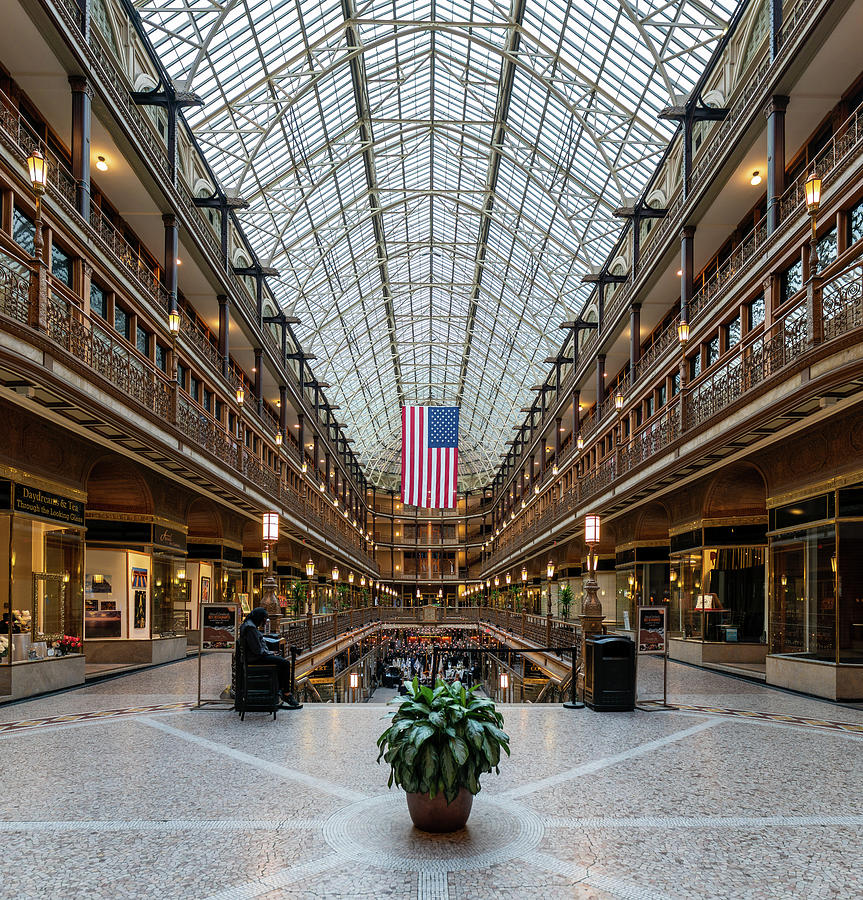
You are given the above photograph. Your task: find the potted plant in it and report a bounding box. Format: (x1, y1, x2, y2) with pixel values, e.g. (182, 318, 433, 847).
(377, 677, 510, 833)
(558, 584, 574, 620)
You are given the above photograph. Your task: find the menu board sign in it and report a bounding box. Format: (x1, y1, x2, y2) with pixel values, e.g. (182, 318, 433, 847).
(201, 603, 239, 651)
(637, 606, 667, 655)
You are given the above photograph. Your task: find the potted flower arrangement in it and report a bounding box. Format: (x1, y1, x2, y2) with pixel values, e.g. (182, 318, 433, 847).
(55, 635, 82, 656)
(376, 677, 510, 832)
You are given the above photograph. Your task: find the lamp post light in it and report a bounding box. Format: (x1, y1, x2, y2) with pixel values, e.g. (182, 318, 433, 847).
(348, 570, 354, 608)
(305, 558, 315, 614)
(614, 390, 624, 412)
(546, 559, 555, 617)
(236, 383, 245, 406)
(677, 319, 690, 348)
(26, 150, 49, 329)
(260, 512, 280, 617)
(805, 170, 822, 273)
(582, 514, 603, 621)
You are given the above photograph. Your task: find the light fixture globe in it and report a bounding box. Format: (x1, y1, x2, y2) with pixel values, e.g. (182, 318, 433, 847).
(261, 511, 279, 543)
(305, 559, 315, 579)
(677, 320, 690, 346)
(521, 565, 527, 582)
(168, 310, 181, 337)
(547, 560, 555, 580)
(584, 514, 601, 545)
(332, 566, 340, 582)
(505, 572, 511, 586)
(576, 435, 584, 451)
(804, 171, 822, 212)
(236, 384, 245, 405)
(27, 149, 48, 194)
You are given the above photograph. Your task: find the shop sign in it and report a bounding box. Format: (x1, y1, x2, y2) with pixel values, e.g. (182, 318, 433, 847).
(200, 603, 239, 651)
(14, 483, 84, 526)
(637, 606, 667, 655)
(153, 525, 187, 552)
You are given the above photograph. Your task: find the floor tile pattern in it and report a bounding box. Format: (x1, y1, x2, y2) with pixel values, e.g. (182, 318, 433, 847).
(0, 656, 861, 899)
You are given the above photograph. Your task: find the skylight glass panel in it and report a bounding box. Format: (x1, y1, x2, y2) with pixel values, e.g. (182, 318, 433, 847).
(137, 0, 740, 486)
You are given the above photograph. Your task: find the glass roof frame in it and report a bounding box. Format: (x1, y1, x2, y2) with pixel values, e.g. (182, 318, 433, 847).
(135, 0, 738, 491)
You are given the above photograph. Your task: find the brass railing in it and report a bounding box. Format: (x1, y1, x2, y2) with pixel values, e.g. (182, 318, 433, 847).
(276, 605, 581, 656)
(0, 244, 377, 569)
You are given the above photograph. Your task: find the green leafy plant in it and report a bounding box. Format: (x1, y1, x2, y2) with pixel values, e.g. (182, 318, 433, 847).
(377, 678, 510, 803)
(558, 584, 574, 619)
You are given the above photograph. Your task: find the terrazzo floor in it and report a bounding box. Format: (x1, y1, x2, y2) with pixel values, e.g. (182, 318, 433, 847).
(1, 654, 861, 899)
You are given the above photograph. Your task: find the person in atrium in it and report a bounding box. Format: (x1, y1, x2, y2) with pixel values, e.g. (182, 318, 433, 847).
(239, 608, 301, 709)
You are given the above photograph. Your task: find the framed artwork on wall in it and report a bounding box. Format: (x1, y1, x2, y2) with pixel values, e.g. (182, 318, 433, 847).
(200, 575, 211, 604)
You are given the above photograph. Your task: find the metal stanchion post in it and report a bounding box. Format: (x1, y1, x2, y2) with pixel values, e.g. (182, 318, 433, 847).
(563, 642, 584, 709)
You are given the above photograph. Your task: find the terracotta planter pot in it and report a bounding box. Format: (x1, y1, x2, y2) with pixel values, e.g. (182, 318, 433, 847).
(405, 787, 473, 832)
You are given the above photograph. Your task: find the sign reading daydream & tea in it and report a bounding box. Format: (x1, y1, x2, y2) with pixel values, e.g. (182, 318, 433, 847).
(13, 483, 85, 526)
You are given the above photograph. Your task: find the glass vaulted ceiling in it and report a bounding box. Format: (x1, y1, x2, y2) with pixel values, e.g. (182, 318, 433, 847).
(136, 0, 738, 490)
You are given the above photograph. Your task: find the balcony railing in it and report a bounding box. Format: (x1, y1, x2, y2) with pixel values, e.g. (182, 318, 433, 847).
(501, 0, 827, 485)
(275, 605, 581, 656)
(486, 251, 863, 569)
(0, 244, 377, 569)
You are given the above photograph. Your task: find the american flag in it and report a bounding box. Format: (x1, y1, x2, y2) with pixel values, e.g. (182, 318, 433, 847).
(401, 406, 459, 508)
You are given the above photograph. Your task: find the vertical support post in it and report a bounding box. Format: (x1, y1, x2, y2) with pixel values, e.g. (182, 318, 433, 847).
(69, 76, 91, 219)
(595, 354, 606, 421)
(765, 96, 789, 234)
(253, 348, 263, 414)
(629, 303, 641, 374)
(680, 225, 695, 324)
(163, 214, 179, 312)
(217, 294, 230, 377)
(769, 0, 783, 60)
(571, 388, 580, 445)
(296, 408, 304, 465)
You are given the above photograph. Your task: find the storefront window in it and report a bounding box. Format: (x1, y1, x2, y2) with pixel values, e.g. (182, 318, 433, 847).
(152, 555, 189, 636)
(837, 523, 863, 661)
(673, 547, 764, 642)
(2, 515, 83, 662)
(770, 526, 836, 658)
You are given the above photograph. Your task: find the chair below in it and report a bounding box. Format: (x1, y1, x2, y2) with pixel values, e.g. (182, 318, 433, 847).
(236, 659, 281, 721)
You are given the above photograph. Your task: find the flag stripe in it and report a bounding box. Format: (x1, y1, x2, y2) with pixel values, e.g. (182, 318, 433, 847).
(400, 406, 459, 509)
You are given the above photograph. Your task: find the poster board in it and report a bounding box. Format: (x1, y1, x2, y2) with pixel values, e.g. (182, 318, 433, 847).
(200, 603, 239, 651)
(637, 606, 667, 655)
(128, 551, 151, 639)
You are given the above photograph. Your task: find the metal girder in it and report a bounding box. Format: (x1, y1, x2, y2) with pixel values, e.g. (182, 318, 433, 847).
(135, 0, 739, 486)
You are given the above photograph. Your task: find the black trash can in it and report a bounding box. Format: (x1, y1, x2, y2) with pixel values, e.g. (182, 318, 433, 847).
(584, 635, 635, 711)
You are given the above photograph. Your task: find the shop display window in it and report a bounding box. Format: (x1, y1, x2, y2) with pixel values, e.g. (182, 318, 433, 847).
(152, 555, 189, 636)
(617, 562, 671, 632)
(770, 526, 836, 658)
(672, 547, 764, 642)
(85, 549, 151, 639)
(1, 515, 83, 663)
